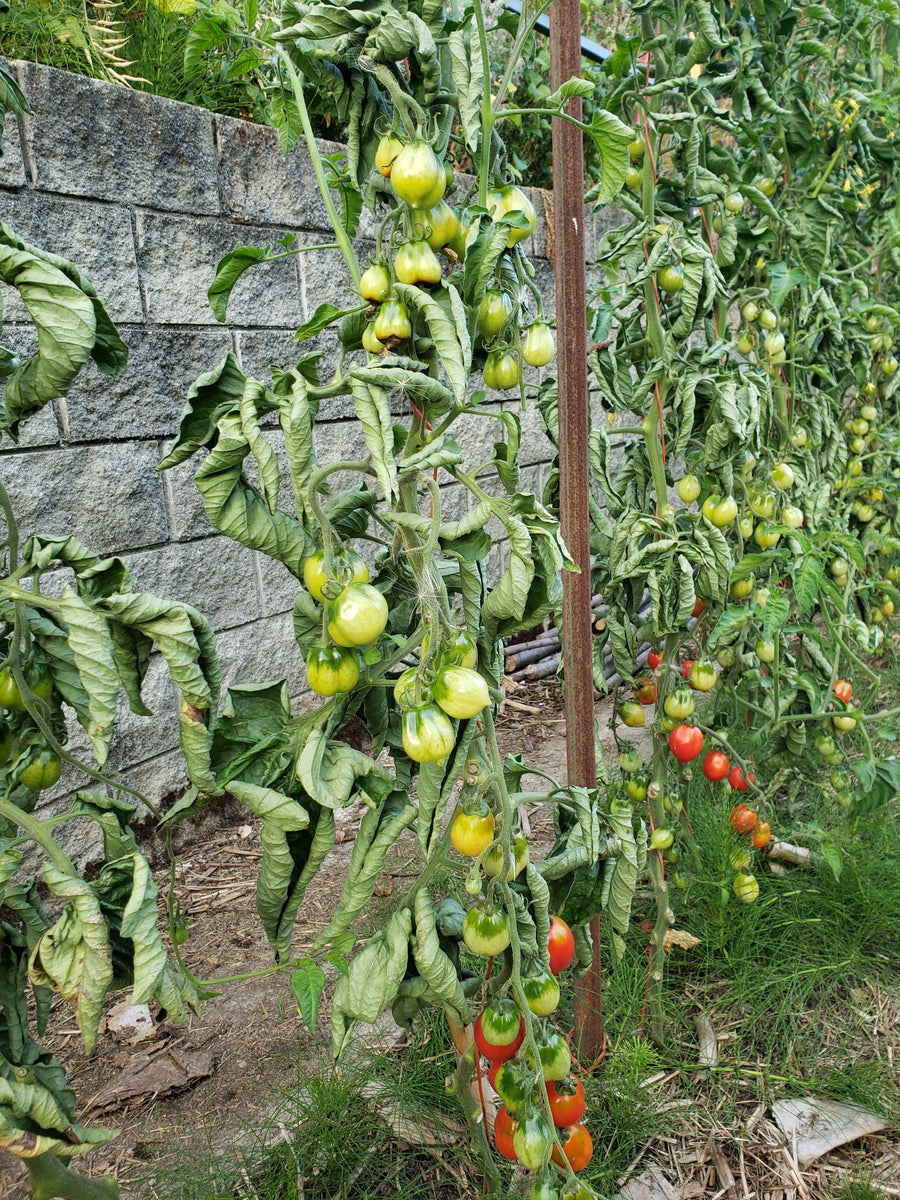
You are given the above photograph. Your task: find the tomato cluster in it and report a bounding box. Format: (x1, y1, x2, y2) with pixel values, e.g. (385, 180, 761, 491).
(0, 657, 64, 797)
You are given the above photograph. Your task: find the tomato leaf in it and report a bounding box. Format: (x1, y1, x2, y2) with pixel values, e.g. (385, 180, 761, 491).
(349, 372, 400, 504)
(583, 109, 634, 204)
(208, 245, 272, 323)
(294, 302, 365, 344)
(291, 959, 327, 1031)
(392, 282, 469, 403)
(331, 907, 413, 1056)
(448, 28, 483, 156)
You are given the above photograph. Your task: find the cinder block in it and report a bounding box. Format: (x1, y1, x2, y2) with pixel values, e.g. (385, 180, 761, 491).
(15, 60, 220, 213)
(124, 536, 262, 632)
(135, 212, 304, 326)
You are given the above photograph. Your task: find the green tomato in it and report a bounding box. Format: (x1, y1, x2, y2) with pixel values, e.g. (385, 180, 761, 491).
(486, 185, 536, 247)
(389, 140, 446, 207)
(392, 666, 419, 709)
(462, 901, 510, 956)
(359, 263, 391, 304)
(0, 662, 53, 710)
(326, 583, 389, 646)
(513, 1110, 553, 1171)
(730, 577, 754, 599)
(618, 748, 643, 773)
(523, 1027, 571, 1081)
(409, 199, 460, 252)
(757, 176, 778, 197)
(483, 349, 519, 391)
(739, 514, 754, 539)
(649, 827, 674, 851)
(402, 704, 455, 763)
(782, 505, 804, 528)
(306, 645, 360, 696)
(733, 872, 759, 903)
(628, 137, 645, 161)
(737, 332, 754, 354)
(754, 523, 781, 549)
(771, 462, 795, 490)
(748, 488, 776, 518)
(625, 166, 643, 190)
(373, 300, 411, 344)
(626, 771, 649, 802)
(701, 494, 738, 527)
(19, 747, 62, 792)
(422, 628, 478, 670)
(432, 666, 490, 719)
(303, 548, 369, 603)
(362, 322, 382, 354)
(476, 289, 513, 338)
(483, 832, 529, 879)
(742, 301, 760, 323)
(764, 330, 786, 356)
(677, 474, 701, 503)
(724, 191, 744, 213)
(522, 322, 556, 367)
(860, 404, 878, 422)
(791, 426, 808, 447)
(755, 639, 776, 663)
(521, 962, 561, 1016)
(375, 133, 404, 177)
(394, 239, 442, 287)
(759, 308, 778, 331)
(664, 687, 695, 720)
(657, 264, 684, 295)
(690, 659, 717, 691)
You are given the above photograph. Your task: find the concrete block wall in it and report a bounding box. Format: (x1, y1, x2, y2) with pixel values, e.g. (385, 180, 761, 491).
(0, 59, 623, 842)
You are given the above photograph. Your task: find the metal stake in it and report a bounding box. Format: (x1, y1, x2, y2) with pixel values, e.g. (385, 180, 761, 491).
(549, 0, 604, 1060)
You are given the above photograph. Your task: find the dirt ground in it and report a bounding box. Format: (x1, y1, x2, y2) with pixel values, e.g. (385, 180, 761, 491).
(0, 681, 897, 1199)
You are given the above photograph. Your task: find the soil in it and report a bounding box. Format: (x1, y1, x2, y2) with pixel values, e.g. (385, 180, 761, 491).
(0, 682, 896, 1200)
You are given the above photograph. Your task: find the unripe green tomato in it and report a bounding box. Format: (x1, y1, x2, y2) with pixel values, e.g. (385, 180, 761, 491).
(849, 418, 869, 435)
(755, 639, 776, 663)
(733, 872, 760, 903)
(303, 548, 369, 602)
(865, 316, 881, 333)
(628, 137, 645, 161)
(748, 488, 776, 518)
(754, 587, 770, 608)
(848, 436, 866, 454)
(730, 577, 754, 600)
(326, 583, 389, 646)
(657, 264, 684, 295)
(389, 140, 446, 207)
(402, 704, 456, 764)
(765, 330, 786, 356)
(702, 494, 738, 526)
(739, 514, 754, 539)
(742, 301, 760, 323)
(782, 505, 804, 528)
(737, 332, 754, 354)
(739, 450, 757, 477)
(409, 199, 460, 252)
(625, 167, 642, 191)
(373, 300, 411, 344)
(359, 263, 391, 303)
(483, 350, 519, 391)
(771, 462, 795, 490)
(486, 185, 536, 247)
(882, 356, 898, 375)
(754, 523, 781, 549)
(830, 557, 849, 578)
(724, 191, 744, 214)
(375, 133, 404, 177)
(856, 504, 875, 523)
(756, 176, 778, 197)
(791, 426, 808, 447)
(860, 404, 878, 422)
(394, 239, 442, 287)
(677, 474, 701, 503)
(483, 833, 529, 879)
(19, 747, 62, 792)
(649, 827, 674, 851)
(847, 459, 863, 477)
(758, 308, 778, 331)
(716, 648, 735, 668)
(476, 289, 513, 338)
(432, 666, 490, 719)
(306, 645, 360, 696)
(618, 748, 643, 773)
(362, 322, 382, 354)
(522, 322, 556, 367)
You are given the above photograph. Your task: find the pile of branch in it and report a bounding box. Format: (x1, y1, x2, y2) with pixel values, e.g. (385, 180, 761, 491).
(503, 595, 652, 687)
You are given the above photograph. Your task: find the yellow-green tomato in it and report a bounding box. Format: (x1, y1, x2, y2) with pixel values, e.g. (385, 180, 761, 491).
(628, 137, 645, 161)
(410, 199, 460, 251)
(402, 704, 456, 763)
(702, 494, 738, 526)
(393, 667, 419, 709)
(326, 583, 389, 646)
(724, 191, 744, 214)
(521, 322, 556, 367)
(359, 263, 391, 303)
(755, 639, 776, 663)
(657, 264, 684, 295)
(757, 175, 778, 197)
(791, 426, 808, 447)
(389, 140, 446, 208)
(733, 872, 760, 903)
(486, 185, 536, 247)
(748, 488, 776, 518)
(737, 332, 754, 354)
(625, 166, 643, 190)
(432, 666, 490, 719)
(730, 576, 754, 599)
(754, 523, 781, 549)
(450, 808, 495, 857)
(782, 505, 804, 528)
(765, 330, 786, 356)
(373, 300, 411, 344)
(742, 301, 760, 323)
(483, 350, 519, 390)
(375, 133, 404, 177)
(362, 322, 382, 354)
(483, 832, 529, 879)
(759, 308, 778, 331)
(476, 289, 513, 338)
(771, 462, 795, 490)
(19, 747, 62, 792)
(422, 628, 478, 670)
(739, 513, 754, 539)
(677, 474, 701, 503)
(303, 548, 369, 602)
(394, 239, 442, 286)
(306, 645, 360, 696)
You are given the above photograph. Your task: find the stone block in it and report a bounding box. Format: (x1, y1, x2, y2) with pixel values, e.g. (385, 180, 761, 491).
(515, 402, 555, 467)
(15, 60, 219, 213)
(62, 326, 234, 443)
(216, 610, 306, 702)
(135, 213, 303, 327)
(159, 450, 214, 542)
(124, 536, 262, 633)
(6, 443, 169, 555)
(0, 190, 142, 324)
(299, 238, 359, 318)
(256, 550, 303, 617)
(103, 654, 181, 772)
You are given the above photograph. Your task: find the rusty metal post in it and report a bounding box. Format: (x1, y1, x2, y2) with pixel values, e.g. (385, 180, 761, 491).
(549, 0, 603, 1058)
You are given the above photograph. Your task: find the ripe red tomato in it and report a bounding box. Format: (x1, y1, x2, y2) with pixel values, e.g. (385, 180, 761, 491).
(730, 802, 758, 833)
(647, 649, 663, 670)
(669, 724, 704, 764)
(692, 598, 707, 618)
(550, 1121, 594, 1172)
(682, 659, 696, 680)
(702, 750, 730, 781)
(547, 915, 575, 974)
(752, 820, 772, 849)
(634, 676, 657, 705)
(494, 1106, 519, 1161)
(546, 1077, 586, 1127)
(728, 768, 754, 794)
(833, 679, 853, 703)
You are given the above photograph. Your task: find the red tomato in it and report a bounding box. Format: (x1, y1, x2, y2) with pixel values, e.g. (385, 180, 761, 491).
(752, 820, 772, 849)
(669, 724, 704, 764)
(647, 649, 663, 670)
(474, 1010, 525, 1062)
(546, 1077, 586, 1127)
(547, 915, 575, 974)
(682, 659, 696, 680)
(550, 1122, 594, 1172)
(494, 1106, 519, 1161)
(728, 768, 754, 794)
(833, 679, 853, 703)
(702, 750, 730, 781)
(634, 676, 657, 705)
(730, 802, 758, 833)
(692, 598, 707, 617)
